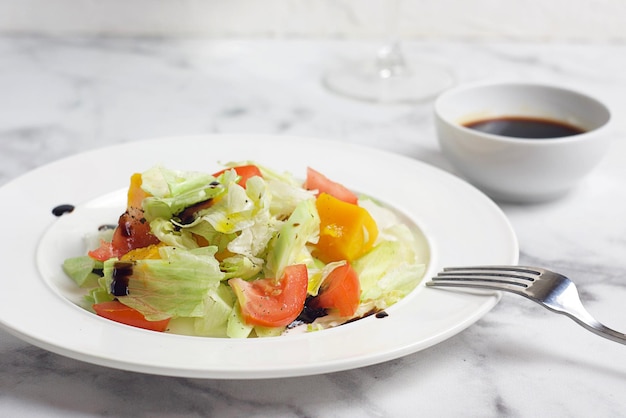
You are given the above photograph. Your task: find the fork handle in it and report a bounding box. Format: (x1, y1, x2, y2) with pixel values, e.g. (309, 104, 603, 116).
(569, 315, 626, 345)
(536, 281, 626, 345)
(574, 318, 626, 345)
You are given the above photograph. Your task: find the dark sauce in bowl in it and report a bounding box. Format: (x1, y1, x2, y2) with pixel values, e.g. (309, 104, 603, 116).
(464, 116, 585, 139)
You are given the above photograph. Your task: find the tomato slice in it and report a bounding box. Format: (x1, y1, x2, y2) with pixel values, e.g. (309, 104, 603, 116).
(310, 263, 361, 317)
(228, 264, 308, 327)
(110, 207, 160, 254)
(212, 164, 263, 188)
(88, 174, 160, 261)
(88, 240, 119, 262)
(303, 167, 358, 204)
(92, 301, 171, 332)
(87, 219, 160, 261)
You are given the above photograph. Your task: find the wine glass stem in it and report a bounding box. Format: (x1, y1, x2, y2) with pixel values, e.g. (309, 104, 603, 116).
(376, 0, 408, 79)
(376, 41, 408, 79)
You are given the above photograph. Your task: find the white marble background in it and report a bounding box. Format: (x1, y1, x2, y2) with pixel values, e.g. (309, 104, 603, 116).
(1, 0, 625, 41)
(2, 35, 626, 417)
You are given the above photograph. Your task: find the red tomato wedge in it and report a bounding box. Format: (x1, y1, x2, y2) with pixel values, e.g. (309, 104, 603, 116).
(212, 164, 263, 188)
(109, 207, 160, 254)
(88, 239, 121, 262)
(92, 301, 171, 332)
(88, 173, 160, 261)
(303, 167, 358, 204)
(228, 264, 308, 327)
(310, 263, 361, 317)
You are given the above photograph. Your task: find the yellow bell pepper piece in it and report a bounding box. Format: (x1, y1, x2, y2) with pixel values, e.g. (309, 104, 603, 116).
(127, 172, 151, 209)
(314, 193, 378, 263)
(120, 243, 164, 261)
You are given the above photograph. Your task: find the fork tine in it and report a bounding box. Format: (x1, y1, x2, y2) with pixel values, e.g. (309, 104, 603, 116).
(439, 266, 540, 284)
(427, 277, 530, 294)
(442, 265, 543, 277)
(429, 265, 544, 293)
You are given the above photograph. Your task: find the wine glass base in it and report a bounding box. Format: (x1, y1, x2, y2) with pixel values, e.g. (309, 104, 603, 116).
(323, 60, 454, 104)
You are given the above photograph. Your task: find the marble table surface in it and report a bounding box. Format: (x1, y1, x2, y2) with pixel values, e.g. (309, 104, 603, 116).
(1, 36, 626, 417)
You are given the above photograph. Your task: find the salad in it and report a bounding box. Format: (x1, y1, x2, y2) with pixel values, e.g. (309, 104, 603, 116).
(62, 162, 426, 338)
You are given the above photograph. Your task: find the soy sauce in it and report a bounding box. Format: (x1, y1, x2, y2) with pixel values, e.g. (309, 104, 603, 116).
(464, 116, 585, 139)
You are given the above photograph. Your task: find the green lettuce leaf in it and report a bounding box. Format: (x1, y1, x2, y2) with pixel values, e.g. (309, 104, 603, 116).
(103, 246, 225, 321)
(141, 165, 228, 222)
(62, 255, 101, 288)
(265, 197, 320, 279)
(353, 224, 426, 309)
(193, 283, 236, 337)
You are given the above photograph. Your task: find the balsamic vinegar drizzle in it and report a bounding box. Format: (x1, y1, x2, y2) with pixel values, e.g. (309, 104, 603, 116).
(52, 204, 75, 216)
(111, 261, 134, 296)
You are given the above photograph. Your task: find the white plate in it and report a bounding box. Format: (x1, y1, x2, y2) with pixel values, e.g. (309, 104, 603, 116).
(0, 135, 518, 379)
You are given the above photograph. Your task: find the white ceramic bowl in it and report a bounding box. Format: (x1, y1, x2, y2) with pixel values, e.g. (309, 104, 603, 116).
(434, 81, 612, 203)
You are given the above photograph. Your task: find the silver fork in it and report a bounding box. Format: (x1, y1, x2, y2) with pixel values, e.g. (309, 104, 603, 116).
(427, 265, 626, 345)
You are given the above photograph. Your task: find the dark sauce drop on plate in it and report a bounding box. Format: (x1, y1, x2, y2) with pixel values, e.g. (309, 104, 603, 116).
(52, 204, 75, 216)
(464, 116, 585, 139)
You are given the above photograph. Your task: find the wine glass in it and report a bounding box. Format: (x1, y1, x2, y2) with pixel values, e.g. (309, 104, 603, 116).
(323, 0, 454, 103)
